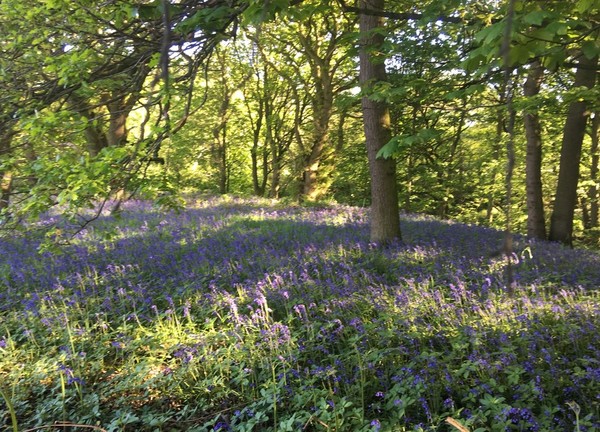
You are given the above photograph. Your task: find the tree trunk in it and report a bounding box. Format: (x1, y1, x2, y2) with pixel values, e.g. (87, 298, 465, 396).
(0, 126, 13, 212)
(70, 94, 108, 157)
(523, 60, 546, 239)
(269, 137, 281, 198)
(106, 98, 129, 148)
(250, 97, 265, 196)
(302, 129, 329, 200)
(589, 113, 599, 228)
(301, 64, 334, 200)
(549, 55, 598, 245)
(212, 91, 231, 195)
(0, 171, 11, 212)
(266, 95, 282, 199)
(215, 123, 228, 195)
(359, 0, 401, 244)
(437, 100, 467, 219)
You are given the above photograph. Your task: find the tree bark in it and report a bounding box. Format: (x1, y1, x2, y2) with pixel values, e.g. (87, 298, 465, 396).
(359, 0, 401, 243)
(299, 26, 336, 201)
(212, 99, 229, 194)
(0, 127, 13, 212)
(250, 91, 265, 196)
(0, 121, 18, 212)
(0, 171, 11, 211)
(212, 80, 231, 195)
(549, 55, 598, 245)
(268, 109, 282, 199)
(106, 98, 129, 148)
(523, 60, 546, 239)
(302, 126, 330, 200)
(589, 113, 599, 228)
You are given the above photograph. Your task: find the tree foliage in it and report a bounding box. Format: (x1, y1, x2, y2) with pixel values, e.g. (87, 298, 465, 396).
(0, 0, 599, 247)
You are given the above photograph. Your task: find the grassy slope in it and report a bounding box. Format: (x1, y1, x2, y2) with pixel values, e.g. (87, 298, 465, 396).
(0, 197, 599, 431)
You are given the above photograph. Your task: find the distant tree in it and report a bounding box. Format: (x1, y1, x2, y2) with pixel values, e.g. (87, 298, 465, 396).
(383, 15, 474, 219)
(523, 60, 546, 240)
(253, 3, 357, 201)
(587, 113, 600, 229)
(461, 0, 600, 245)
(0, 122, 14, 212)
(242, 33, 310, 198)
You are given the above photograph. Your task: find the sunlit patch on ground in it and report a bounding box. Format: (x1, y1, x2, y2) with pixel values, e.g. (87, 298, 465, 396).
(1, 197, 598, 431)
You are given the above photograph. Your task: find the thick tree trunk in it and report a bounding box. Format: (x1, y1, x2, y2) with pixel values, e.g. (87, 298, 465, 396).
(359, 0, 401, 243)
(549, 55, 598, 245)
(106, 99, 129, 148)
(302, 130, 329, 200)
(301, 70, 334, 201)
(523, 60, 546, 239)
(70, 94, 108, 157)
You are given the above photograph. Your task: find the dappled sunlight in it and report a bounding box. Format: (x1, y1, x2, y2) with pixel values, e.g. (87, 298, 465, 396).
(1, 198, 599, 431)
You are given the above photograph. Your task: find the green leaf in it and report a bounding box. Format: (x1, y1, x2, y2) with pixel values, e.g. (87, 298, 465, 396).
(529, 27, 555, 43)
(546, 21, 568, 36)
(137, 0, 162, 21)
(148, 52, 161, 69)
(242, 0, 291, 25)
(444, 83, 485, 101)
(377, 129, 442, 159)
(575, 0, 600, 13)
(542, 46, 567, 70)
(522, 10, 549, 26)
(175, 6, 233, 34)
(474, 23, 504, 45)
(508, 44, 532, 66)
(581, 40, 600, 60)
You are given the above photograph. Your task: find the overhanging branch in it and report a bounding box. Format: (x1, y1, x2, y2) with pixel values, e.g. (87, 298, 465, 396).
(337, 0, 463, 23)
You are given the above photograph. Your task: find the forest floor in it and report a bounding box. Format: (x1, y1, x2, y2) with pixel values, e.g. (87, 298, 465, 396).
(1, 196, 599, 431)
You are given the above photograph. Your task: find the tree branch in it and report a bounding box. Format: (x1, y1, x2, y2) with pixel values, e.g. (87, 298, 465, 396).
(337, 0, 463, 23)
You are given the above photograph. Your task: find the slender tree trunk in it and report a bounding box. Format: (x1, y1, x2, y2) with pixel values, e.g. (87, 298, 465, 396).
(266, 95, 282, 199)
(269, 142, 281, 198)
(218, 124, 228, 194)
(486, 91, 506, 225)
(251, 143, 261, 196)
(0, 136, 12, 212)
(359, 0, 401, 243)
(0, 171, 11, 211)
(438, 100, 467, 219)
(0, 126, 13, 211)
(549, 55, 598, 245)
(589, 113, 599, 228)
(523, 60, 546, 239)
(404, 154, 413, 213)
(250, 97, 265, 196)
(212, 93, 231, 195)
(581, 196, 591, 228)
